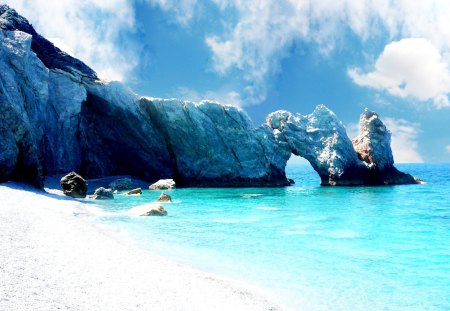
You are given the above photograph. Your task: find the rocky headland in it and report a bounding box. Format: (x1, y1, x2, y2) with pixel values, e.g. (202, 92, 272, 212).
(0, 5, 419, 188)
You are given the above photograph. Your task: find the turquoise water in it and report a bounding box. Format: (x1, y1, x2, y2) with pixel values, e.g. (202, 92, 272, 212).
(97, 163, 450, 310)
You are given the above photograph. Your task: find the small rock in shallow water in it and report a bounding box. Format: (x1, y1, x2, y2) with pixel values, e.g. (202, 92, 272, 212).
(149, 179, 176, 190)
(60, 172, 87, 198)
(157, 193, 172, 202)
(109, 178, 133, 191)
(128, 204, 167, 216)
(92, 187, 114, 200)
(126, 188, 142, 195)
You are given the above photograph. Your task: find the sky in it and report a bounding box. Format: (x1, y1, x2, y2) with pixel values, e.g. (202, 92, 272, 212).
(4, 0, 450, 163)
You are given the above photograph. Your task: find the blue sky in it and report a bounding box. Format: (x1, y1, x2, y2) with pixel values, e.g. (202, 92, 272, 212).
(5, 0, 450, 163)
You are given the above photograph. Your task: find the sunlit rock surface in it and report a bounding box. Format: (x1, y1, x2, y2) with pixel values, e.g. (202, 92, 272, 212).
(267, 106, 418, 185)
(140, 98, 289, 186)
(352, 109, 394, 170)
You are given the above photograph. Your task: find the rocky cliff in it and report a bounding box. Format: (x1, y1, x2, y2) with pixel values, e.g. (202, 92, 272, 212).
(266, 106, 418, 185)
(0, 5, 419, 187)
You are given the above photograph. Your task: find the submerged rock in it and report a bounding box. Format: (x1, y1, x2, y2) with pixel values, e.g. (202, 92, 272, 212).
(128, 204, 167, 216)
(149, 179, 176, 190)
(60, 172, 87, 198)
(109, 178, 133, 191)
(92, 187, 114, 200)
(126, 188, 142, 195)
(156, 193, 172, 202)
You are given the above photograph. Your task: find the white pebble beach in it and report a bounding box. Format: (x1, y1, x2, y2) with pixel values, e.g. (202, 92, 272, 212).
(0, 183, 286, 311)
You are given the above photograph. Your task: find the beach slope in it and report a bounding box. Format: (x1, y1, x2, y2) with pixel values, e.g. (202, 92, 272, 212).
(0, 184, 284, 311)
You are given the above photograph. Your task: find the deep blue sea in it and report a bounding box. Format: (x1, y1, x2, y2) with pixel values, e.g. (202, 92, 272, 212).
(96, 163, 450, 310)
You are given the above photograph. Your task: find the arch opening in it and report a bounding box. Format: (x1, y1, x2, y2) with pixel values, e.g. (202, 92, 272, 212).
(285, 154, 321, 186)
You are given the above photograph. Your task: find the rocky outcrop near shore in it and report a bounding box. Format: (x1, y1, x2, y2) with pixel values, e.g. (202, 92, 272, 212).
(266, 106, 418, 185)
(0, 5, 418, 187)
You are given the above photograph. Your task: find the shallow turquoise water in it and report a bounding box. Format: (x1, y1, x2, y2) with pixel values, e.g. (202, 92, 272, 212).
(97, 163, 450, 310)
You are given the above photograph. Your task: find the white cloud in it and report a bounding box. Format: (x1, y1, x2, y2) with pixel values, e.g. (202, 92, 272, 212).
(349, 38, 450, 108)
(383, 118, 424, 163)
(202, 0, 450, 105)
(145, 0, 198, 25)
(446, 145, 450, 154)
(4, 0, 137, 81)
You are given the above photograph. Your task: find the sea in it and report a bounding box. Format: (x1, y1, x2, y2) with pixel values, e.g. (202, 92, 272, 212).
(95, 163, 450, 311)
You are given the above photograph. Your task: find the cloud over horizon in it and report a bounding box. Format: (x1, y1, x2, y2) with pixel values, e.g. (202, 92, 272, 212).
(349, 38, 450, 108)
(203, 0, 450, 106)
(382, 118, 424, 163)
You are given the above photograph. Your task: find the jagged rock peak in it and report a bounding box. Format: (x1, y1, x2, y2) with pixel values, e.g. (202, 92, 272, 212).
(0, 4, 97, 81)
(266, 105, 419, 186)
(352, 108, 394, 170)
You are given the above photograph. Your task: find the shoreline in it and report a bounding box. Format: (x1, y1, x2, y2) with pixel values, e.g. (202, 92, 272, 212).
(0, 182, 287, 311)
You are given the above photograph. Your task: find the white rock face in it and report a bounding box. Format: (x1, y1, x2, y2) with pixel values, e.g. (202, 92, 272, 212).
(267, 105, 363, 185)
(0, 30, 48, 186)
(149, 179, 176, 190)
(267, 105, 418, 185)
(140, 98, 290, 186)
(352, 109, 394, 170)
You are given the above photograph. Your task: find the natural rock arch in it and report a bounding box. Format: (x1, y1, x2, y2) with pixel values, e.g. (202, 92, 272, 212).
(267, 105, 419, 186)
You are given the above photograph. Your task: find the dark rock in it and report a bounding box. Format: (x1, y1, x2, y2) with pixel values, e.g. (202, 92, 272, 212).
(77, 92, 175, 181)
(126, 188, 142, 195)
(92, 187, 114, 200)
(60, 172, 87, 198)
(156, 193, 172, 202)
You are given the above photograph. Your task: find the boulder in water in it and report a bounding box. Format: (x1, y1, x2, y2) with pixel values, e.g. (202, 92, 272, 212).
(156, 192, 172, 202)
(126, 188, 142, 195)
(92, 187, 114, 200)
(60, 172, 87, 198)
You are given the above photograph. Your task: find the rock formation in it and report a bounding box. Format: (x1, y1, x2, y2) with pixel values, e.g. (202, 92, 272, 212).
(0, 5, 419, 188)
(157, 193, 172, 203)
(149, 179, 176, 190)
(91, 187, 114, 200)
(126, 188, 142, 195)
(267, 106, 418, 185)
(60, 172, 87, 198)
